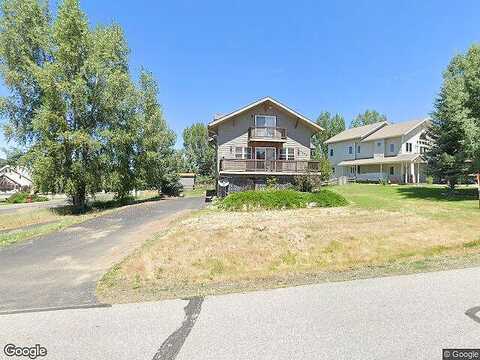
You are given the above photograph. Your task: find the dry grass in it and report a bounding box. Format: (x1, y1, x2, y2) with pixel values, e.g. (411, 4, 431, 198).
(98, 198, 480, 303)
(0, 208, 62, 231)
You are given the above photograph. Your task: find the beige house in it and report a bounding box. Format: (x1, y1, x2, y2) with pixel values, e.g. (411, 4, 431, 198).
(208, 97, 323, 192)
(0, 165, 33, 193)
(325, 119, 430, 183)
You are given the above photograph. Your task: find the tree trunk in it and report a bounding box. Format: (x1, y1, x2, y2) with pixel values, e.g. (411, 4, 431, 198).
(72, 187, 86, 213)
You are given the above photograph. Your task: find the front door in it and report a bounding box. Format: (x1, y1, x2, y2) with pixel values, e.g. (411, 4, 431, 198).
(255, 147, 276, 171)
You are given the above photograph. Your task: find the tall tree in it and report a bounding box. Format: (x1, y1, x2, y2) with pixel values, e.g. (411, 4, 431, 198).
(351, 110, 387, 128)
(311, 111, 345, 159)
(426, 46, 478, 190)
(182, 123, 215, 177)
(135, 69, 179, 195)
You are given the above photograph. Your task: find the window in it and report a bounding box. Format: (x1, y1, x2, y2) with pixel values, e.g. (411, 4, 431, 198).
(357, 145, 361, 153)
(332, 167, 335, 174)
(405, 143, 412, 153)
(390, 143, 395, 153)
(235, 147, 252, 159)
(377, 142, 382, 147)
(255, 115, 276, 128)
(279, 148, 295, 160)
(330, 148, 334, 157)
(389, 166, 394, 175)
(348, 146, 353, 154)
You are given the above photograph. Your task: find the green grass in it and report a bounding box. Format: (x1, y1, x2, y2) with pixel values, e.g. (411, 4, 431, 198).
(330, 183, 478, 219)
(217, 189, 348, 211)
(6, 192, 49, 204)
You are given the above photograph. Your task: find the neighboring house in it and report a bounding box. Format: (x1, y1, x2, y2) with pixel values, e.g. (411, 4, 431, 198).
(208, 97, 323, 192)
(0, 165, 33, 193)
(325, 119, 430, 183)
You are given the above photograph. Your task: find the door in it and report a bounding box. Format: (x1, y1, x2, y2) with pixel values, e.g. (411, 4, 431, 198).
(255, 147, 276, 171)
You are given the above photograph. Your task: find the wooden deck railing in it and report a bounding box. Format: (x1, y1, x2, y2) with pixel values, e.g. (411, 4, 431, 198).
(219, 159, 321, 173)
(248, 127, 287, 140)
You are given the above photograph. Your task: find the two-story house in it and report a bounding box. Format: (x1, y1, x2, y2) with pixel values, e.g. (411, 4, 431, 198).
(208, 97, 323, 192)
(325, 119, 430, 183)
(0, 165, 33, 193)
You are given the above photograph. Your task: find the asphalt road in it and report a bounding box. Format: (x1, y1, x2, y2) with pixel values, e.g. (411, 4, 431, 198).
(1, 266, 480, 359)
(0, 198, 68, 215)
(0, 197, 204, 312)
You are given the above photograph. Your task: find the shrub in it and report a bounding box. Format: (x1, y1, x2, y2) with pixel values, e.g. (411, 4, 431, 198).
(293, 173, 321, 192)
(217, 189, 348, 211)
(6, 192, 48, 204)
(426, 176, 434, 185)
(266, 176, 278, 189)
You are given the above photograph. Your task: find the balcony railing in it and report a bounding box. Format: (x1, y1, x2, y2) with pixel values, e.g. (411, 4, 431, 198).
(219, 159, 321, 174)
(248, 127, 287, 141)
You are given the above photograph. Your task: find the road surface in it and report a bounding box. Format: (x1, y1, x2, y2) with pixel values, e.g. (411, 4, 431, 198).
(0, 197, 204, 311)
(1, 266, 479, 359)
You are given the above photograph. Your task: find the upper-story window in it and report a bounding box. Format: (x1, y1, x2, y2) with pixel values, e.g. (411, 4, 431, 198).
(357, 145, 361, 153)
(377, 142, 382, 147)
(405, 143, 413, 153)
(330, 148, 333, 157)
(348, 146, 353, 155)
(279, 148, 295, 160)
(235, 147, 252, 159)
(255, 115, 276, 128)
(390, 143, 395, 152)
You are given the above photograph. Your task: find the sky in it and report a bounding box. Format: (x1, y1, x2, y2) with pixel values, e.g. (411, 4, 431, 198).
(1, 0, 479, 156)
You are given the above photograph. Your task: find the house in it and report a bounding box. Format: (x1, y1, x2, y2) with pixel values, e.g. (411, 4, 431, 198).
(325, 119, 430, 183)
(0, 165, 33, 193)
(208, 97, 324, 192)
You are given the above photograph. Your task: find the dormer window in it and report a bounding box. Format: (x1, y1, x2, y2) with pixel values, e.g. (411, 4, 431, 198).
(390, 144, 395, 152)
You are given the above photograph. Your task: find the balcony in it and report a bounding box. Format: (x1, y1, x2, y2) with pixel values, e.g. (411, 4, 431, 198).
(248, 127, 287, 142)
(219, 159, 321, 174)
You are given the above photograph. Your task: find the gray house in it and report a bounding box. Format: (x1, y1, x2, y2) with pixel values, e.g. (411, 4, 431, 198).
(208, 97, 323, 193)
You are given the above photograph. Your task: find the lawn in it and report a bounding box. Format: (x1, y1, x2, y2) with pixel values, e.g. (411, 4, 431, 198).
(97, 184, 480, 304)
(0, 191, 162, 247)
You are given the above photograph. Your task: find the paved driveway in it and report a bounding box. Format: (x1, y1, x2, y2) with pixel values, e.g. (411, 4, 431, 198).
(0, 197, 204, 312)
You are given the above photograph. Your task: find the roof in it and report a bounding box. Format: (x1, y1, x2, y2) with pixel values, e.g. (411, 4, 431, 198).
(324, 122, 387, 144)
(207, 97, 323, 133)
(338, 153, 423, 166)
(361, 119, 428, 142)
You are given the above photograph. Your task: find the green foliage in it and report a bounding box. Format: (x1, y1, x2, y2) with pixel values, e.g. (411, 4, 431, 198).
(218, 189, 348, 211)
(426, 44, 480, 190)
(311, 111, 345, 159)
(318, 158, 332, 181)
(351, 110, 387, 128)
(6, 191, 48, 203)
(426, 176, 434, 185)
(182, 123, 215, 176)
(266, 176, 278, 189)
(0, 0, 178, 210)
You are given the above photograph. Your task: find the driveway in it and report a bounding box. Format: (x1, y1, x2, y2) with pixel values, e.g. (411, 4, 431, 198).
(0, 198, 68, 215)
(1, 267, 480, 359)
(0, 197, 204, 312)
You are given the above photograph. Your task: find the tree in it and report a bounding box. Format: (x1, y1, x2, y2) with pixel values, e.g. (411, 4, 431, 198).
(135, 69, 179, 195)
(351, 110, 387, 128)
(0, 0, 179, 209)
(426, 45, 479, 190)
(311, 111, 345, 159)
(182, 123, 215, 177)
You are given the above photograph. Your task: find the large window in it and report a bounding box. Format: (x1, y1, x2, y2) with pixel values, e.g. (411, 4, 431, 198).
(390, 143, 395, 153)
(279, 148, 295, 160)
(235, 147, 252, 159)
(255, 115, 276, 128)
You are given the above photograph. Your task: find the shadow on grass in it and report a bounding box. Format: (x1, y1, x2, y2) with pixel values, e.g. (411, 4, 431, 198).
(51, 195, 164, 216)
(396, 186, 478, 202)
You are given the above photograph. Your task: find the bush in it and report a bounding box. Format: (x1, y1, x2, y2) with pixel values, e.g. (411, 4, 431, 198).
(293, 173, 321, 192)
(6, 192, 48, 204)
(217, 189, 348, 211)
(426, 176, 434, 185)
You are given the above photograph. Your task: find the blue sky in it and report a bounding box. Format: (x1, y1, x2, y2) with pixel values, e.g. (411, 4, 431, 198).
(1, 0, 479, 156)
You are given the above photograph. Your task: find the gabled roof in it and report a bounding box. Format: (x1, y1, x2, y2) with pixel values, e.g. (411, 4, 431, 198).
(324, 121, 387, 144)
(361, 119, 429, 142)
(207, 97, 323, 132)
